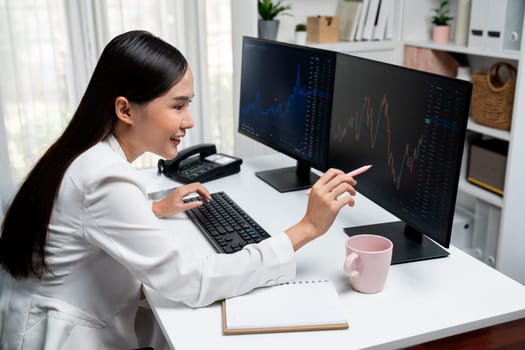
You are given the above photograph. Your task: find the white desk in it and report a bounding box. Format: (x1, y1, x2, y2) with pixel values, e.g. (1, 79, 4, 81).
(140, 154, 525, 350)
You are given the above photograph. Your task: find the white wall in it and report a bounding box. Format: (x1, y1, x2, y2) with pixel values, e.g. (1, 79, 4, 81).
(231, 0, 277, 158)
(274, 0, 340, 43)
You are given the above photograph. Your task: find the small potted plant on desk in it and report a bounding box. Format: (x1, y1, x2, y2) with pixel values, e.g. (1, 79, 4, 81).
(431, 0, 453, 44)
(295, 23, 307, 45)
(258, 0, 292, 40)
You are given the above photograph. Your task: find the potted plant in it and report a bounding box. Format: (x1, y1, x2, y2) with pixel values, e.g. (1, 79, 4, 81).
(431, 0, 453, 44)
(295, 23, 307, 45)
(257, 0, 292, 40)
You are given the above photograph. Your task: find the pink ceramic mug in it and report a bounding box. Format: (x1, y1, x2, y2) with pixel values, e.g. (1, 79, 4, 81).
(344, 234, 393, 293)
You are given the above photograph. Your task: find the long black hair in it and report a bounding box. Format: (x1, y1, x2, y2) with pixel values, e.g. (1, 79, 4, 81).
(0, 30, 188, 278)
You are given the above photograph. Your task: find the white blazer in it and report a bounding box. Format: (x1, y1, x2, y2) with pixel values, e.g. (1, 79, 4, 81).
(0, 135, 296, 349)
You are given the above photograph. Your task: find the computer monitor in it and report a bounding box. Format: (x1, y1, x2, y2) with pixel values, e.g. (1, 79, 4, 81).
(329, 53, 472, 264)
(238, 37, 336, 192)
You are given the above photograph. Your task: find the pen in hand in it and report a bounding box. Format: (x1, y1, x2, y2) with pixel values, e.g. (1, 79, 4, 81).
(306, 164, 372, 195)
(346, 164, 373, 177)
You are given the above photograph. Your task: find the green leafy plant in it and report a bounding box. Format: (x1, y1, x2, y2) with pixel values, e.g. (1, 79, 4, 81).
(431, 0, 453, 26)
(258, 0, 292, 21)
(295, 23, 307, 32)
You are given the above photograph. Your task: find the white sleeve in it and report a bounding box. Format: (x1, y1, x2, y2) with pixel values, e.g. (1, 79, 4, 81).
(82, 170, 296, 307)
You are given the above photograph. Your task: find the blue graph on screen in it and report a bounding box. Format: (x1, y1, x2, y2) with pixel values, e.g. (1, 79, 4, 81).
(239, 55, 333, 163)
(240, 64, 331, 118)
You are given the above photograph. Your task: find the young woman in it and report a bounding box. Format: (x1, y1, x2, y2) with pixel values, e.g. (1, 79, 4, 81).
(0, 30, 357, 349)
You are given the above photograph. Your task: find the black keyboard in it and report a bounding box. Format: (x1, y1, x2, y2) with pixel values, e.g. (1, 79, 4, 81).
(184, 191, 271, 253)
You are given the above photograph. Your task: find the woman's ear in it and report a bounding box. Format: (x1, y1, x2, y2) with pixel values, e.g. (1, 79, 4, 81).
(114, 96, 134, 125)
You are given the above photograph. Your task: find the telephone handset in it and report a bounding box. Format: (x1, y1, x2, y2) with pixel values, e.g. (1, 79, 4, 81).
(158, 143, 242, 183)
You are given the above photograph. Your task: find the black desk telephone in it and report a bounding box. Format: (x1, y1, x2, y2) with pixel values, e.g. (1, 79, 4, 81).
(158, 143, 242, 183)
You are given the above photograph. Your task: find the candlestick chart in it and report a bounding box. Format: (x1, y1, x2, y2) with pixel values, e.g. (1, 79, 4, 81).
(331, 94, 427, 191)
(328, 56, 469, 240)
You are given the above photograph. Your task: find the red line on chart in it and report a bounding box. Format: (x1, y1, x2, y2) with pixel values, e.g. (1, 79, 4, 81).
(334, 95, 424, 190)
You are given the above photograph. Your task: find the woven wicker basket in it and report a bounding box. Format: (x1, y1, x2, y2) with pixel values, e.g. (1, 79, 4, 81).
(471, 62, 516, 130)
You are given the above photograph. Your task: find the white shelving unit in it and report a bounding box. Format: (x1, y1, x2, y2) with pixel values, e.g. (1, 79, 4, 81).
(231, 0, 525, 284)
(305, 40, 398, 53)
(400, 0, 525, 285)
(467, 119, 511, 141)
(458, 178, 504, 208)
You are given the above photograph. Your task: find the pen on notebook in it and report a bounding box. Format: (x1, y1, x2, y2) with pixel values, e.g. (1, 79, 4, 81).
(306, 164, 372, 195)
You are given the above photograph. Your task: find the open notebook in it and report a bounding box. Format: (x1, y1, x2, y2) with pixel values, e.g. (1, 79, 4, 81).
(222, 280, 349, 335)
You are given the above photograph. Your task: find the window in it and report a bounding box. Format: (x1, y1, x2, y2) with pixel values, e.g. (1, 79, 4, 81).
(0, 0, 71, 182)
(0, 0, 233, 193)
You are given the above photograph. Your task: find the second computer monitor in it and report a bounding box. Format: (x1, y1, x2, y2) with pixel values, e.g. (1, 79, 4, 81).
(329, 53, 471, 263)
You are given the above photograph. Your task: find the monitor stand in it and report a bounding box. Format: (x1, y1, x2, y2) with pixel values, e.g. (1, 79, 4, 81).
(255, 161, 319, 193)
(344, 221, 449, 264)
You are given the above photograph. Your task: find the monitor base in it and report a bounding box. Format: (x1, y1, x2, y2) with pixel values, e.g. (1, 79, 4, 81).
(344, 221, 449, 264)
(256, 165, 319, 193)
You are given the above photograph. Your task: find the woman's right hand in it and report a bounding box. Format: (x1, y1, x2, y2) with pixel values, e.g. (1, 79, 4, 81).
(284, 168, 357, 251)
(152, 182, 211, 218)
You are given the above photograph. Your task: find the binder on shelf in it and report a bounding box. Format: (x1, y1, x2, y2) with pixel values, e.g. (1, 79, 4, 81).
(468, 0, 524, 52)
(372, 0, 391, 40)
(502, 0, 525, 52)
(222, 280, 349, 335)
(361, 0, 380, 40)
(354, 0, 370, 41)
(468, 0, 488, 50)
(385, 0, 395, 40)
(485, 0, 506, 52)
(337, 0, 363, 42)
(454, 0, 471, 46)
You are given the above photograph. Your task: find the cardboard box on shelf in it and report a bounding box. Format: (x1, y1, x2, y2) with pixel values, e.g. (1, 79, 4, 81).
(403, 46, 459, 78)
(307, 16, 339, 43)
(467, 139, 508, 196)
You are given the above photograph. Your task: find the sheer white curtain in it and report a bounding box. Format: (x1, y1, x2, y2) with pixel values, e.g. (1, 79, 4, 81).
(0, 0, 71, 209)
(0, 0, 233, 207)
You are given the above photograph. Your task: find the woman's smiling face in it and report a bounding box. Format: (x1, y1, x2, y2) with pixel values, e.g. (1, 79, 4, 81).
(121, 67, 195, 161)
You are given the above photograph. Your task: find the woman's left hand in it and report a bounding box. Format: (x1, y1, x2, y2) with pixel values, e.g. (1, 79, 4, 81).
(152, 183, 211, 217)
